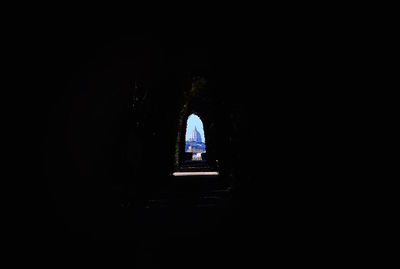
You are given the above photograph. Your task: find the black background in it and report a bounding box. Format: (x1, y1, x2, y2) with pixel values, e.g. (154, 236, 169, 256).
(9, 15, 358, 267)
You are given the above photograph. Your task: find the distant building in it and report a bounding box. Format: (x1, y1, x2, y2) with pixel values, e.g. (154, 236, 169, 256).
(185, 126, 206, 153)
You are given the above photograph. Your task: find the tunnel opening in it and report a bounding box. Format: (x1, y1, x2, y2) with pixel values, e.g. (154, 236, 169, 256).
(185, 114, 206, 161)
(173, 77, 219, 177)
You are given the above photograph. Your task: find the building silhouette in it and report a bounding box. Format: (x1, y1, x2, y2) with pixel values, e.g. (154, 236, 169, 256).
(185, 126, 206, 153)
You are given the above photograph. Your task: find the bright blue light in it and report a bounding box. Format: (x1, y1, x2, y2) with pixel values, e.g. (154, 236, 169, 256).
(186, 114, 205, 142)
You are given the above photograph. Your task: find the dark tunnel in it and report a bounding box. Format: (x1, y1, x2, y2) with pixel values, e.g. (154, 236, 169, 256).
(21, 28, 354, 266)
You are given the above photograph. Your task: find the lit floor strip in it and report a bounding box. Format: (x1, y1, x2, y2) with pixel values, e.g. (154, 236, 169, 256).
(172, 171, 219, 177)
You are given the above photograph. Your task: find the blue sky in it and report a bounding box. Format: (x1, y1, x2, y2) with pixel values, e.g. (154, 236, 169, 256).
(186, 114, 205, 142)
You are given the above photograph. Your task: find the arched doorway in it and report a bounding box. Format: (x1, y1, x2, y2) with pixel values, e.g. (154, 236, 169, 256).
(173, 76, 219, 176)
(173, 110, 219, 176)
(185, 114, 206, 161)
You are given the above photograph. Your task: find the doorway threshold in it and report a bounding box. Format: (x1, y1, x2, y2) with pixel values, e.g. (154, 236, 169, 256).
(172, 171, 219, 177)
